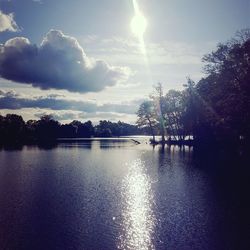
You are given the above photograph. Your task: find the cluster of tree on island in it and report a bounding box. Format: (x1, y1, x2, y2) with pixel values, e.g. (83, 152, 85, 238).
(136, 29, 250, 146)
(0, 29, 249, 147)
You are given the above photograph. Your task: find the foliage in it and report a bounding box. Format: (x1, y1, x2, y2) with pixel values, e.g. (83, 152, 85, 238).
(136, 29, 250, 145)
(150, 83, 166, 142)
(136, 100, 158, 141)
(0, 114, 25, 143)
(189, 29, 250, 143)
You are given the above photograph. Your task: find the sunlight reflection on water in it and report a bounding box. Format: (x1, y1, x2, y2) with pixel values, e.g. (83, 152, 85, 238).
(118, 159, 155, 250)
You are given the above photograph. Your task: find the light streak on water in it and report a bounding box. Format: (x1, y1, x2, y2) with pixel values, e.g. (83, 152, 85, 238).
(118, 159, 155, 250)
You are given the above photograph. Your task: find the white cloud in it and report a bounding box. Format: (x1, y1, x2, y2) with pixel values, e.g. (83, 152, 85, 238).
(82, 36, 216, 66)
(0, 10, 19, 32)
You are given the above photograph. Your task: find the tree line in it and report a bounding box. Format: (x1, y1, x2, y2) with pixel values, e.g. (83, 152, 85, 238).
(0, 114, 143, 145)
(136, 29, 250, 147)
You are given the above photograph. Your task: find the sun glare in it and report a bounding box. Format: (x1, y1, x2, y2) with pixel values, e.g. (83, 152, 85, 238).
(131, 11, 147, 38)
(131, 0, 148, 55)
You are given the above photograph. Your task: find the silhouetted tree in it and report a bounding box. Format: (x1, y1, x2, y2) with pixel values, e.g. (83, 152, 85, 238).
(77, 120, 94, 137)
(95, 120, 113, 137)
(136, 101, 157, 141)
(136, 29, 250, 146)
(60, 124, 77, 138)
(150, 83, 166, 142)
(1, 114, 25, 143)
(36, 115, 60, 142)
(0, 115, 4, 143)
(182, 78, 201, 140)
(163, 89, 185, 141)
(196, 29, 250, 143)
(25, 119, 38, 142)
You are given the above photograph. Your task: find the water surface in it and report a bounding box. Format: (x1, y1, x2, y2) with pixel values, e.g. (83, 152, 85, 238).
(0, 139, 249, 250)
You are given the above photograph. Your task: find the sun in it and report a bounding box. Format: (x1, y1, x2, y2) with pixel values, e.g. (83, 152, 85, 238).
(131, 11, 147, 38)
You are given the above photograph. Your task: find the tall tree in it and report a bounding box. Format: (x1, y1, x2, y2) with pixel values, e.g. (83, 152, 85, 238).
(136, 101, 157, 141)
(150, 83, 166, 142)
(163, 89, 185, 141)
(198, 29, 250, 142)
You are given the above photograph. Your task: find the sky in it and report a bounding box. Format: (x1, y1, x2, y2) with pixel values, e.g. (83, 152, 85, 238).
(0, 0, 249, 124)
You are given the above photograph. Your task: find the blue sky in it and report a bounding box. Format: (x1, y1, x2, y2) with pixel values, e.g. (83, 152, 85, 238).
(0, 0, 249, 123)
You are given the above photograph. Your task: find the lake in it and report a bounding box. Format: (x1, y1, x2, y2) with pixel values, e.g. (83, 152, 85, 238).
(0, 138, 249, 250)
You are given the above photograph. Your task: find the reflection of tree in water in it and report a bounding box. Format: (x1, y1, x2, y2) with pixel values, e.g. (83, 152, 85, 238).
(99, 139, 133, 150)
(194, 149, 250, 249)
(141, 144, 250, 249)
(155, 145, 193, 173)
(38, 141, 58, 150)
(58, 139, 93, 150)
(0, 143, 24, 151)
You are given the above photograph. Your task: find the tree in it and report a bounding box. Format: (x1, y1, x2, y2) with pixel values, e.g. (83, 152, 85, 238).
(60, 124, 77, 138)
(25, 119, 38, 142)
(150, 83, 166, 142)
(0, 115, 4, 143)
(36, 115, 60, 141)
(77, 120, 94, 137)
(95, 120, 113, 137)
(197, 29, 250, 143)
(163, 89, 185, 141)
(136, 101, 157, 141)
(182, 78, 202, 140)
(3, 114, 25, 143)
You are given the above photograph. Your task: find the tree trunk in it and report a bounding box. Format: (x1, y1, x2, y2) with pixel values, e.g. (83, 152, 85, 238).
(148, 118, 155, 142)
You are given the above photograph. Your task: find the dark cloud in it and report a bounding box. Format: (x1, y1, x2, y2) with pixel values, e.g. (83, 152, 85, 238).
(0, 90, 141, 114)
(0, 30, 129, 92)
